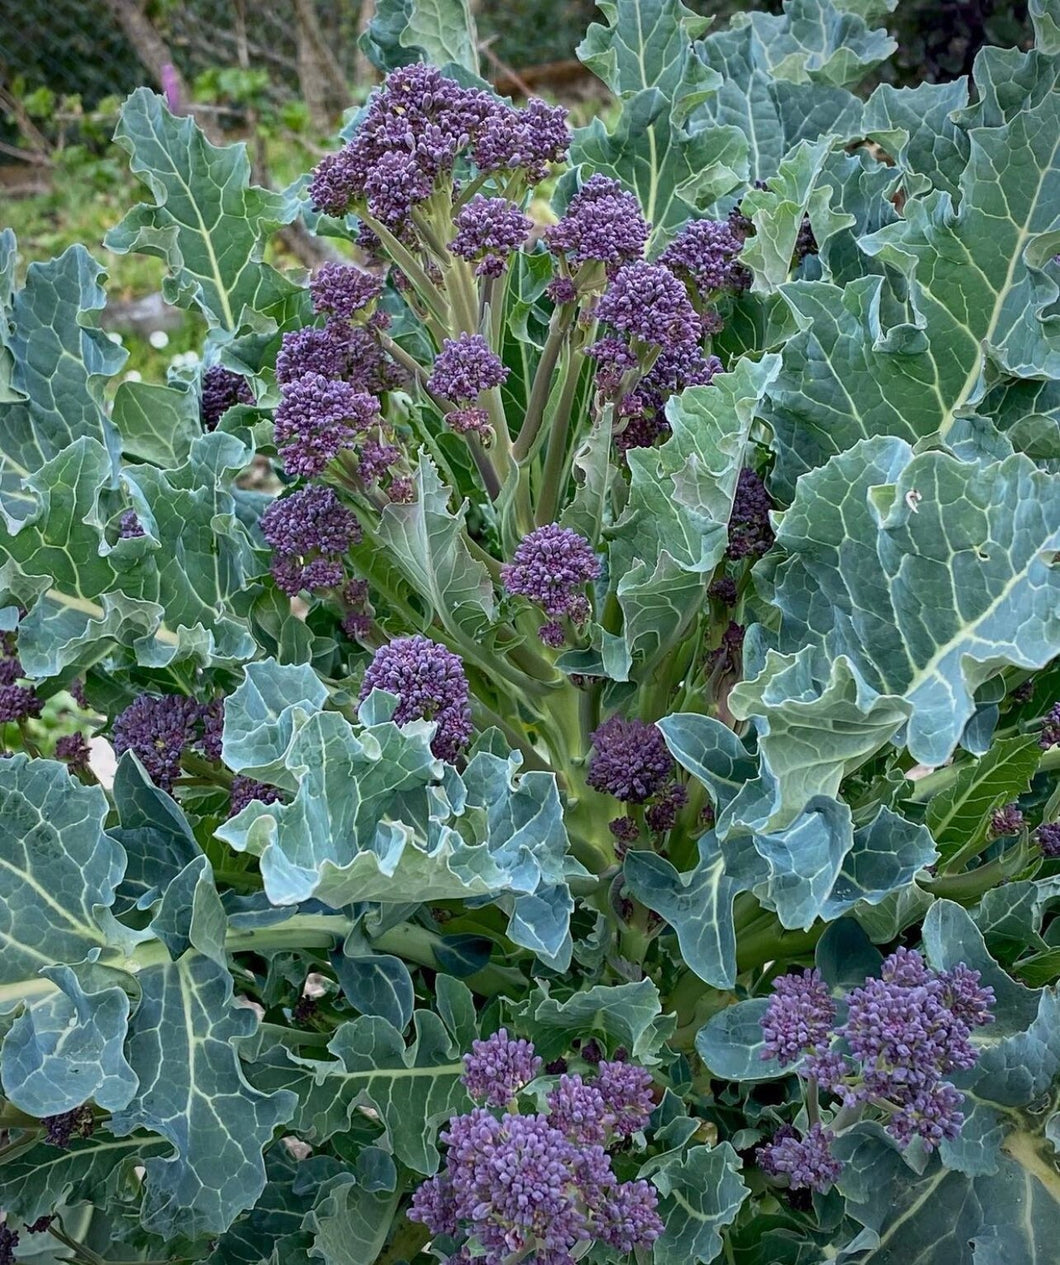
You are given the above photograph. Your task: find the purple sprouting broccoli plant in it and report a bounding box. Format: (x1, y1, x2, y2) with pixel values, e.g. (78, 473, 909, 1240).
(411, 1032, 661, 1264)
(758, 950, 995, 1190)
(3, 4, 1059, 1256)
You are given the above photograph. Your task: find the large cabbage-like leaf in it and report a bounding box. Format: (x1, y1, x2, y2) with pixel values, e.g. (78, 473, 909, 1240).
(361, 0, 479, 77)
(249, 1003, 471, 1173)
(577, 0, 714, 99)
(0, 756, 123, 1008)
(765, 53, 1060, 492)
(109, 858, 297, 1237)
(649, 1143, 749, 1265)
(218, 662, 583, 964)
(0, 431, 260, 678)
(0, 240, 124, 526)
(106, 89, 304, 330)
(731, 439, 1060, 827)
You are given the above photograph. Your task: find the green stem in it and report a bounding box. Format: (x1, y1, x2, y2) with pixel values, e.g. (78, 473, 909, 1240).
(736, 919, 823, 973)
(358, 210, 450, 332)
(534, 341, 585, 528)
(470, 698, 553, 771)
(513, 302, 575, 463)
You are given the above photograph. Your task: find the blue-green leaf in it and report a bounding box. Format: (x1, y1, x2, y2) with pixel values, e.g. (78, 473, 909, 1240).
(0, 242, 124, 526)
(0, 756, 122, 1010)
(650, 1142, 749, 1265)
(106, 89, 304, 330)
(108, 861, 297, 1236)
(732, 440, 1060, 824)
(362, 0, 479, 77)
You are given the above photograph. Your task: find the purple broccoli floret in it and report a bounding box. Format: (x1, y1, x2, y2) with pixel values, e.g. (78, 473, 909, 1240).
(273, 372, 380, 477)
(360, 635, 472, 762)
(55, 732, 91, 776)
(501, 524, 600, 642)
(229, 775, 284, 817)
(545, 174, 650, 270)
(758, 1123, 841, 1192)
(594, 261, 700, 348)
(661, 218, 749, 293)
(309, 262, 383, 320)
(727, 468, 774, 560)
(112, 693, 203, 791)
(451, 196, 532, 276)
(463, 1028, 543, 1107)
(427, 332, 509, 404)
(200, 365, 253, 430)
(587, 717, 673, 804)
(760, 968, 836, 1064)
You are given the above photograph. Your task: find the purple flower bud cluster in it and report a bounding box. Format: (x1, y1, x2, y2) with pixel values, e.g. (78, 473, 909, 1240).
(727, 468, 774, 560)
(0, 681, 42, 724)
(588, 260, 720, 451)
(112, 692, 226, 792)
(661, 219, 750, 294)
(0, 631, 42, 724)
(200, 365, 253, 431)
(588, 717, 674, 804)
(341, 577, 373, 641)
(119, 510, 145, 539)
(0, 1226, 17, 1265)
(1038, 821, 1060, 858)
(309, 262, 383, 321)
(308, 64, 568, 226)
(273, 372, 382, 478)
(55, 732, 91, 776)
(275, 325, 352, 385)
(229, 774, 284, 818)
(758, 1122, 842, 1193)
(761, 969, 836, 1065)
(546, 174, 650, 272)
(260, 485, 361, 596)
(500, 524, 600, 645)
(1040, 701, 1060, 748)
(645, 782, 688, 833)
(427, 333, 509, 404)
(614, 341, 722, 452)
(451, 196, 532, 277)
(463, 1028, 542, 1107)
(412, 1031, 661, 1265)
(989, 802, 1025, 837)
(594, 261, 700, 349)
(794, 216, 819, 264)
(707, 621, 745, 675)
(708, 576, 738, 606)
(761, 950, 995, 1157)
(360, 634, 472, 762)
(43, 1104, 95, 1148)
